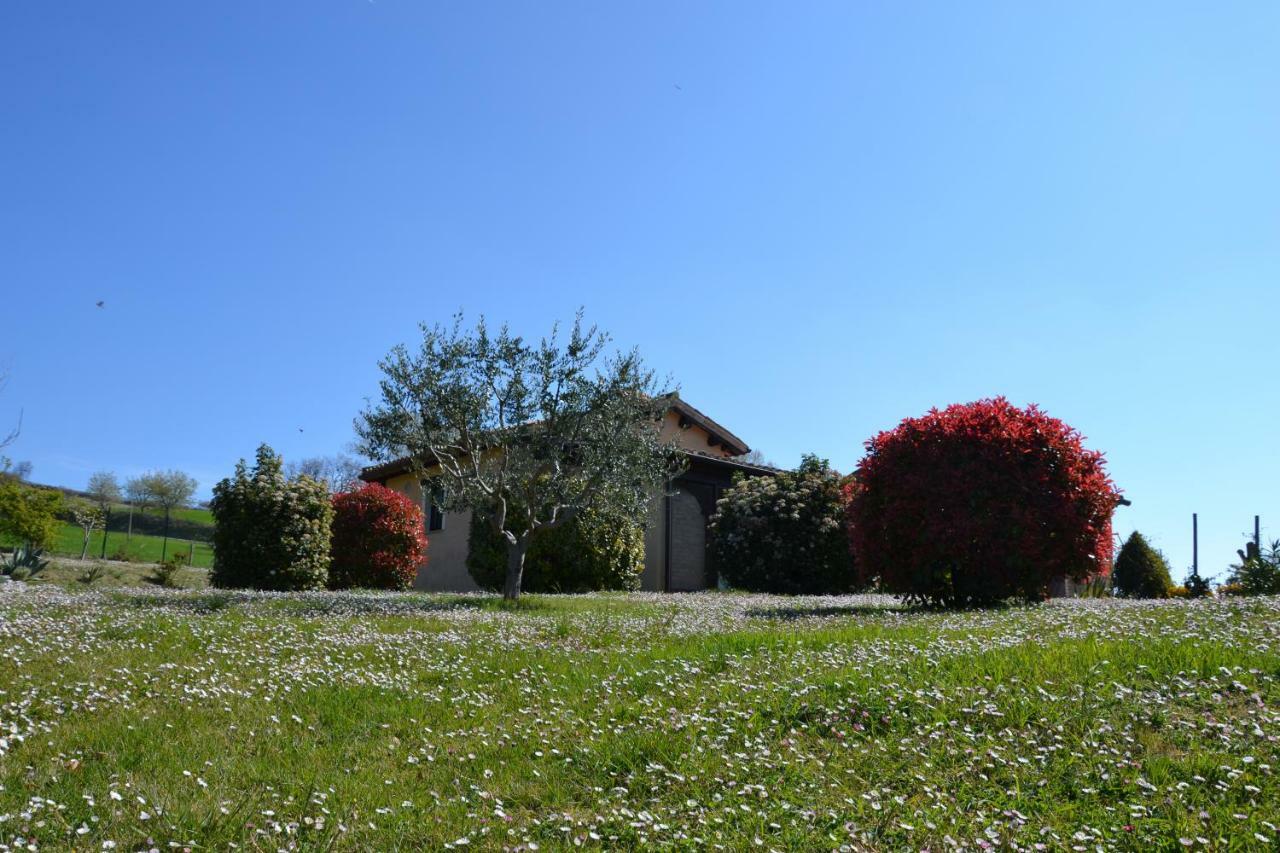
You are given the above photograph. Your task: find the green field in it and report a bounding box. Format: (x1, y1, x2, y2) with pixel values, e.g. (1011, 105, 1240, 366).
(4, 522, 215, 567)
(0, 587, 1276, 850)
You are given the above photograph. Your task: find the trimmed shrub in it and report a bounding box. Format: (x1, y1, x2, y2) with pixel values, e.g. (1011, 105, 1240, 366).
(467, 503, 644, 593)
(709, 455, 855, 594)
(1111, 531, 1173, 598)
(210, 445, 333, 591)
(847, 398, 1119, 607)
(329, 483, 427, 590)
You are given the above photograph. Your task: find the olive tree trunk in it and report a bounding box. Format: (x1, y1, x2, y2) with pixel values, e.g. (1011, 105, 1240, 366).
(503, 537, 529, 601)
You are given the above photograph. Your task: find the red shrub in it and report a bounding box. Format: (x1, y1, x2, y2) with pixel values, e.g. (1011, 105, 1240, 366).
(846, 398, 1119, 606)
(329, 484, 427, 590)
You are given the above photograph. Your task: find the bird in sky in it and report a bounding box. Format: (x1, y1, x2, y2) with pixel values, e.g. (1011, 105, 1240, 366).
(95, 300, 105, 308)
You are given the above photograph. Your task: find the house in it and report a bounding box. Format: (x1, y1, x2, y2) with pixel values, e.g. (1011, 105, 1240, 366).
(359, 394, 777, 592)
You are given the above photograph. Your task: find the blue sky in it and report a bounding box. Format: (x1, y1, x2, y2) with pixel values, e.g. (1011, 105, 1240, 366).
(3, 2, 1277, 577)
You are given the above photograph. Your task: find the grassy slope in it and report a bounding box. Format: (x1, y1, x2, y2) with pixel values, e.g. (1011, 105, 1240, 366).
(46, 523, 215, 567)
(0, 590, 1277, 850)
(4, 524, 215, 568)
(28, 557, 210, 589)
(4, 493, 215, 566)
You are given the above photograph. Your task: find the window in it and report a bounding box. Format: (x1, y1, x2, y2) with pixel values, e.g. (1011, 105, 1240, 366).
(423, 481, 445, 532)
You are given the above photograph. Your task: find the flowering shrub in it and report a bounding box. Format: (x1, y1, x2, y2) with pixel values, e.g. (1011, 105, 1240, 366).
(1112, 531, 1173, 598)
(467, 503, 644, 593)
(210, 445, 333, 591)
(329, 484, 427, 590)
(710, 455, 856, 594)
(847, 398, 1119, 607)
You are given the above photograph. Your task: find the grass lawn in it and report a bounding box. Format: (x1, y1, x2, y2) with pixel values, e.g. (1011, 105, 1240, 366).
(23, 557, 211, 590)
(0, 588, 1277, 850)
(24, 523, 216, 568)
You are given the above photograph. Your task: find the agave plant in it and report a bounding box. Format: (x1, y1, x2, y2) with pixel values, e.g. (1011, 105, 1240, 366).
(2, 546, 51, 579)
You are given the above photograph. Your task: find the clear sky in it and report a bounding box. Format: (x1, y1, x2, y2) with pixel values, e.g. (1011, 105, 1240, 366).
(3, 2, 1277, 578)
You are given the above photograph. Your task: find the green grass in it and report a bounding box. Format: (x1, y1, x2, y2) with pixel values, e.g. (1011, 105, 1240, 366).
(0, 589, 1277, 850)
(26, 557, 210, 589)
(90, 499, 212, 526)
(32, 522, 215, 567)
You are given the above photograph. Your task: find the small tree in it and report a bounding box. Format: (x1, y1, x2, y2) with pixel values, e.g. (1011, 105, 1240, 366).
(69, 499, 106, 560)
(329, 483, 427, 590)
(5, 461, 32, 481)
(135, 470, 197, 561)
(847, 398, 1120, 607)
(1111, 531, 1173, 598)
(210, 444, 333, 591)
(0, 478, 62, 549)
(1183, 566, 1213, 598)
(286, 454, 365, 494)
(358, 312, 680, 600)
(86, 471, 122, 558)
(123, 475, 153, 542)
(709, 455, 855, 594)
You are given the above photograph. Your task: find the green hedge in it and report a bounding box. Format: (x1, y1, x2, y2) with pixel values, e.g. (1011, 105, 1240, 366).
(467, 504, 644, 593)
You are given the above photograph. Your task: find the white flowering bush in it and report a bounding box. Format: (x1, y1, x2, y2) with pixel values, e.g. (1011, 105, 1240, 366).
(210, 444, 333, 590)
(709, 454, 856, 594)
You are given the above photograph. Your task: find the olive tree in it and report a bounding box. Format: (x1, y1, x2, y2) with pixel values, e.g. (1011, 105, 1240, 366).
(358, 312, 680, 600)
(134, 469, 197, 561)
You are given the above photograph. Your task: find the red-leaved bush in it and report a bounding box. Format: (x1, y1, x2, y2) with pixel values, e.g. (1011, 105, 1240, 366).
(329, 483, 427, 590)
(846, 398, 1119, 607)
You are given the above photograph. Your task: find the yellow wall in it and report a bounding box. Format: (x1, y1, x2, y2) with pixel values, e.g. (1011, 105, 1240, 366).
(376, 415, 737, 592)
(657, 411, 738, 458)
(383, 472, 479, 592)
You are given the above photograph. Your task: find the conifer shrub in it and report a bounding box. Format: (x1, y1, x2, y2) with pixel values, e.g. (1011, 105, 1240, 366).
(847, 398, 1119, 607)
(467, 503, 644, 593)
(709, 455, 855, 594)
(329, 483, 427, 590)
(1111, 531, 1173, 598)
(210, 445, 333, 591)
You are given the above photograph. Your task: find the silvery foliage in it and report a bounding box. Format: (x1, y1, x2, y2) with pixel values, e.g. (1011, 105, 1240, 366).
(358, 312, 682, 548)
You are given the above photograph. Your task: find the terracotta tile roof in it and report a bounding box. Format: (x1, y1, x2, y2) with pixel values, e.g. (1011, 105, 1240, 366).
(659, 393, 751, 457)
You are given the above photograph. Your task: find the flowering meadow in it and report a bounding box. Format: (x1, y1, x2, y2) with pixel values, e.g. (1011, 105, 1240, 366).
(1, 587, 1278, 851)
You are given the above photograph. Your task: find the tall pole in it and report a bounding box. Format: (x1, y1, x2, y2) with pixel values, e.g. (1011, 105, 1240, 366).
(1193, 513, 1199, 576)
(100, 507, 110, 559)
(161, 507, 170, 563)
(1256, 515, 1262, 552)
